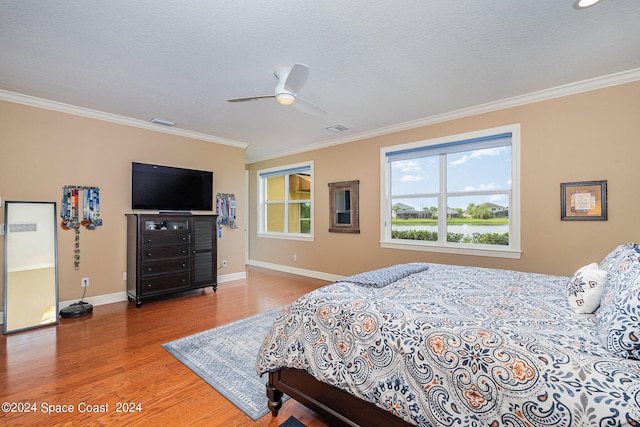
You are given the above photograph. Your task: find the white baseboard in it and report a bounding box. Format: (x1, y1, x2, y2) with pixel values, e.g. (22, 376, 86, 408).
(217, 270, 247, 283)
(0, 271, 249, 324)
(59, 291, 129, 309)
(2, 267, 331, 325)
(247, 259, 343, 282)
(58, 271, 247, 309)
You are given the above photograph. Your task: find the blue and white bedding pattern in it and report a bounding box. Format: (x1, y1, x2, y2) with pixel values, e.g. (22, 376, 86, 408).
(256, 263, 640, 426)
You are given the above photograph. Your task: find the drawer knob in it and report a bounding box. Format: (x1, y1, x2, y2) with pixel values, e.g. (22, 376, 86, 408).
(147, 253, 152, 257)
(147, 267, 152, 272)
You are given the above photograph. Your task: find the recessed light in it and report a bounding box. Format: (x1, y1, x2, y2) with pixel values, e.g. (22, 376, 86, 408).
(149, 118, 176, 127)
(573, 0, 603, 10)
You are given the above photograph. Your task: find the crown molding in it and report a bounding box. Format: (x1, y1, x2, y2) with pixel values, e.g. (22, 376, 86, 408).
(0, 89, 249, 150)
(2, 67, 638, 163)
(248, 68, 640, 163)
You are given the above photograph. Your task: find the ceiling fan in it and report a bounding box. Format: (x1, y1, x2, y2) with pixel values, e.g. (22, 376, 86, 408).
(227, 63, 327, 115)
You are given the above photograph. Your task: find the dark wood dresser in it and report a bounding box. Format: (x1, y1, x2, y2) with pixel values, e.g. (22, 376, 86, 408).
(126, 214, 217, 307)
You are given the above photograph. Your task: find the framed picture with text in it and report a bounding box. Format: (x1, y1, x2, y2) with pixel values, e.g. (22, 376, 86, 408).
(561, 180, 607, 221)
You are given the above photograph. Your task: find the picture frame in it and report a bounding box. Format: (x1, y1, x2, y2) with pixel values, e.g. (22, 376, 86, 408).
(560, 180, 607, 221)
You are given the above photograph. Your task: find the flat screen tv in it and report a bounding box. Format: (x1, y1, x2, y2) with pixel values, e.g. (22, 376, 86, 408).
(131, 162, 213, 211)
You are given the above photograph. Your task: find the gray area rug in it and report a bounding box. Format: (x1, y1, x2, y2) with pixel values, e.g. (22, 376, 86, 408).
(162, 307, 287, 420)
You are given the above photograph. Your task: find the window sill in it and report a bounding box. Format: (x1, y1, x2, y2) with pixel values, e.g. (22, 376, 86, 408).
(380, 241, 522, 259)
(258, 232, 314, 242)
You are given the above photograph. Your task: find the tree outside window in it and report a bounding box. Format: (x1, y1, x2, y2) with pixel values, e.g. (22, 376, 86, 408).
(381, 125, 521, 258)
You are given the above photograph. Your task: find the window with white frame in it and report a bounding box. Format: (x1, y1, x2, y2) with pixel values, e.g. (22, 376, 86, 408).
(380, 125, 521, 258)
(258, 162, 313, 240)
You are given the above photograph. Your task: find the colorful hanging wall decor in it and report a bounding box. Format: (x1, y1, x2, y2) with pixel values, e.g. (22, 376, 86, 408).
(216, 193, 237, 237)
(61, 185, 102, 270)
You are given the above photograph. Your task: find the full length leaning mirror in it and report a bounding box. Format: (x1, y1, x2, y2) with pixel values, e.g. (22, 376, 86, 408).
(4, 201, 59, 334)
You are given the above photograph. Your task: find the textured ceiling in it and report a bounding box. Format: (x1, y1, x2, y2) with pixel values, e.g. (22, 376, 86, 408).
(1, 0, 640, 162)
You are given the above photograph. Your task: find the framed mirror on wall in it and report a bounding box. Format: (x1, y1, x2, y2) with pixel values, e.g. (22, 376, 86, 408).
(328, 180, 360, 233)
(3, 201, 59, 334)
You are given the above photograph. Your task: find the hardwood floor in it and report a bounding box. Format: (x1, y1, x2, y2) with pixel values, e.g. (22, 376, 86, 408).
(0, 267, 333, 427)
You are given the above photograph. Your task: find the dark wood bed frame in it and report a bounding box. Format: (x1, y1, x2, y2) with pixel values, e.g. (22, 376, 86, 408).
(267, 368, 413, 427)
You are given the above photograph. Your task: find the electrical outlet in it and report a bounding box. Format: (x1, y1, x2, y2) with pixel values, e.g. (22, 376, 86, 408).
(123, 272, 127, 281)
(81, 277, 89, 287)
(221, 260, 227, 268)
(293, 254, 297, 261)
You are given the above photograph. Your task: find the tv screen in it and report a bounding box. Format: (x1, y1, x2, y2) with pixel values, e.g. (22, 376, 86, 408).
(132, 162, 213, 211)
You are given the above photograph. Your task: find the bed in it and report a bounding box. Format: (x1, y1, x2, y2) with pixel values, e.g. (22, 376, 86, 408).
(256, 243, 640, 426)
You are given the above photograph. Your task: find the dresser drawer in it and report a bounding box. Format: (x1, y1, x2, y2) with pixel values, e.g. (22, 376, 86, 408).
(141, 273, 190, 294)
(142, 244, 190, 260)
(142, 259, 190, 276)
(141, 232, 190, 245)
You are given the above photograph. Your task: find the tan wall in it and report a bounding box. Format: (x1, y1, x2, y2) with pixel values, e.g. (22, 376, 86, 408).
(248, 81, 640, 277)
(0, 100, 246, 309)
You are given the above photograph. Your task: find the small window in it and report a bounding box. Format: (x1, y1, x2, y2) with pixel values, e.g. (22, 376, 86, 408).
(381, 125, 521, 258)
(258, 162, 313, 240)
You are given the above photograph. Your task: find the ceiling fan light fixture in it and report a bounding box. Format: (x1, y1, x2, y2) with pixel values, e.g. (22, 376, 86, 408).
(275, 92, 296, 106)
(573, 0, 603, 9)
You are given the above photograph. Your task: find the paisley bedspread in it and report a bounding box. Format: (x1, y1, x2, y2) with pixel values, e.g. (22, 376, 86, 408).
(256, 263, 640, 426)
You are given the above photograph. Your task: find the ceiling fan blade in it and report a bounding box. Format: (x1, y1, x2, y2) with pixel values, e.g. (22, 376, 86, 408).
(284, 63, 309, 93)
(227, 95, 274, 103)
(293, 97, 327, 116)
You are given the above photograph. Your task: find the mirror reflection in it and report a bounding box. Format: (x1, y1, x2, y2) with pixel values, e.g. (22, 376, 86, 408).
(4, 201, 58, 333)
(335, 189, 351, 224)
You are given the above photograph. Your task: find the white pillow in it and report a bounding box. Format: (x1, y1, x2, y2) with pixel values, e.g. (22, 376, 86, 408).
(566, 263, 607, 314)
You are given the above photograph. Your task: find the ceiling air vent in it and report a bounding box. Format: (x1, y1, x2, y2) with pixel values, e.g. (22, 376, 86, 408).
(326, 124, 348, 133)
(149, 118, 176, 127)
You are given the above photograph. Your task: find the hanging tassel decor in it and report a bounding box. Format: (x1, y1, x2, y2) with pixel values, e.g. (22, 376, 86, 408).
(60, 185, 102, 270)
(216, 193, 238, 229)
